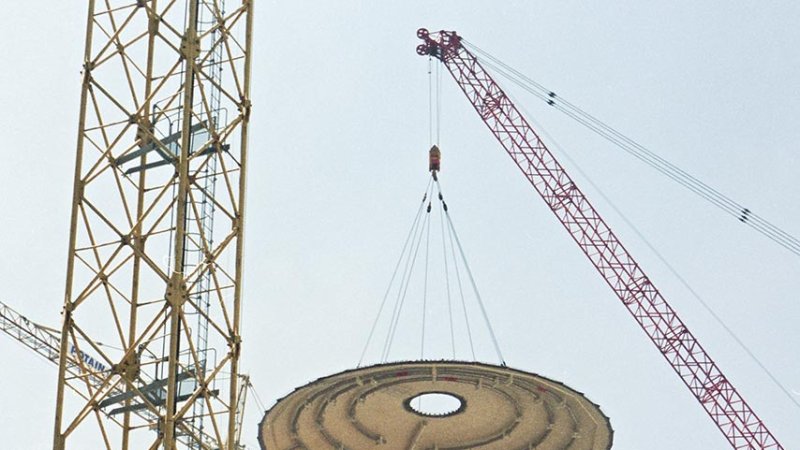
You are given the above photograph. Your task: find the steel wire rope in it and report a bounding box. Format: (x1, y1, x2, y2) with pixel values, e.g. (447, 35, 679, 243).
(435, 179, 506, 365)
(465, 41, 746, 211)
(382, 182, 436, 362)
(438, 191, 458, 359)
(384, 201, 432, 361)
(472, 44, 800, 255)
(464, 41, 800, 256)
(421, 198, 433, 361)
(444, 199, 478, 361)
(541, 102, 800, 254)
(428, 56, 434, 147)
(436, 59, 443, 146)
(358, 179, 432, 366)
(249, 382, 266, 413)
(525, 108, 800, 412)
(379, 179, 432, 361)
(471, 54, 747, 218)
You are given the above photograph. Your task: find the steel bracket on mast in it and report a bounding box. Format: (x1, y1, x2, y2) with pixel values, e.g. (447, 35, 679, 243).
(114, 121, 228, 175)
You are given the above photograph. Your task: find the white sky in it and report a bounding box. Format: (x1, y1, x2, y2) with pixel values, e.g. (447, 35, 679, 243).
(1, 1, 798, 449)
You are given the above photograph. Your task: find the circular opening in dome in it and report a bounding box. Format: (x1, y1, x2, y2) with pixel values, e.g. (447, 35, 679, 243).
(404, 392, 465, 417)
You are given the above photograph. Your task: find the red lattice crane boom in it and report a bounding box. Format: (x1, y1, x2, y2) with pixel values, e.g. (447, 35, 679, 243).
(416, 28, 782, 450)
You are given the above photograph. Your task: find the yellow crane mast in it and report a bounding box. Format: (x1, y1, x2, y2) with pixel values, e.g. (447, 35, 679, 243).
(52, 1, 253, 449)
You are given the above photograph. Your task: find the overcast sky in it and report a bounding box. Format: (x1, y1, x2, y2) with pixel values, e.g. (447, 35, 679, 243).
(1, 1, 799, 449)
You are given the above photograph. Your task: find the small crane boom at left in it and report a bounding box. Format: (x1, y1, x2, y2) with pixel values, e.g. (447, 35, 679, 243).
(0, 299, 251, 450)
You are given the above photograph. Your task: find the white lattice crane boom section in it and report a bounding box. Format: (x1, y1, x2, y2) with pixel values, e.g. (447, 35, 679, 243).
(1, 301, 62, 366)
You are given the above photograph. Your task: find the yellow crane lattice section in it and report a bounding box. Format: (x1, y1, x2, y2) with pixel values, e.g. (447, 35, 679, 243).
(53, 1, 253, 449)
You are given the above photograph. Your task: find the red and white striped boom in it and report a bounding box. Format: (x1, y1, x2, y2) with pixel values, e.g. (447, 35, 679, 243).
(416, 28, 782, 450)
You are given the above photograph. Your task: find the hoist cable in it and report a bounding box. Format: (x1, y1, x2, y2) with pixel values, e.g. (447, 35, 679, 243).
(361, 180, 430, 365)
(249, 382, 266, 413)
(382, 185, 434, 362)
(436, 180, 506, 365)
(436, 60, 443, 145)
(470, 43, 800, 255)
(386, 207, 431, 360)
(438, 194, 457, 359)
(361, 172, 507, 364)
(530, 114, 800, 411)
(464, 41, 800, 257)
(545, 102, 800, 254)
(444, 202, 477, 361)
(359, 179, 431, 366)
(428, 56, 434, 147)
(381, 197, 427, 362)
(421, 198, 433, 360)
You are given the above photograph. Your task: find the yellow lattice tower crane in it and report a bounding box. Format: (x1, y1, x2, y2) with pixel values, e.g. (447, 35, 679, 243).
(52, 1, 253, 449)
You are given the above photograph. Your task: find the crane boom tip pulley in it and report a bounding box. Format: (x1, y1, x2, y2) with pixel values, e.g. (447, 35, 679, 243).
(416, 28, 461, 61)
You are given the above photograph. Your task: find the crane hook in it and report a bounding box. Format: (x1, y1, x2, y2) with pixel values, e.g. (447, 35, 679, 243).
(429, 145, 441, 180)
